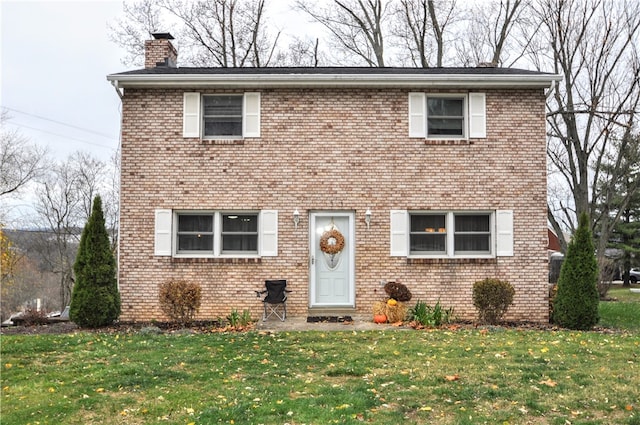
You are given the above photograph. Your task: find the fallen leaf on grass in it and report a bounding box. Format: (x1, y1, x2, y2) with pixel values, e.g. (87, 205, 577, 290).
(419, 406, 432, 411)
(444, 374, 460, 381)
(539, 379, 557, 387)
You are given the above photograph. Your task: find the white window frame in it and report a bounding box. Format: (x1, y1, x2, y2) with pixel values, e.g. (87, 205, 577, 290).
(174, 211, 259, 258)
(452, 212, 493, 256)
(182, 92, 261, 139)
(408, 211, 495, 259)
(220, 212, 260, 255)
(175, 212, 216, 256)
(426, 94, 467, 139)
(408, 92, 486, 139)
(154, 209, 277, 258)
(408, 211, 448, 255)
(202, 95, 244, 139)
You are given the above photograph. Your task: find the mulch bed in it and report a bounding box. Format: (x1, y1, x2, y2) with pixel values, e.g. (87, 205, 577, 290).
(0, 319, 622, 335)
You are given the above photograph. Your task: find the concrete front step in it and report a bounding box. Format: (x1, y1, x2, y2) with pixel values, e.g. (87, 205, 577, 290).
(307, 308, 357, 317)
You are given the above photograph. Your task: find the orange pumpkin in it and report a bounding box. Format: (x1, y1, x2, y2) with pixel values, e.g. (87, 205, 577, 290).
(373, 314, 387, 324)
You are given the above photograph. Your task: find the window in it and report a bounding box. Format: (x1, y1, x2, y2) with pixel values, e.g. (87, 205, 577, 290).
(410, 214, 446, 254)
(453, 214, 491, 254)
(175, 212, 259, 256)
(154, 209, 277, 258)
(221, 214, 258, 254)
(177, 214, 214, 254)
(183, 92, 261, 139)
(408, 92, 486, 139)
(407, 212, 493, 257)
(427, 97, 465, 137)
(203, 95, 243, 137)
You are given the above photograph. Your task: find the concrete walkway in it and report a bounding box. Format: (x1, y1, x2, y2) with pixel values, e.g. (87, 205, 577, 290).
(254, 314, 407, 332)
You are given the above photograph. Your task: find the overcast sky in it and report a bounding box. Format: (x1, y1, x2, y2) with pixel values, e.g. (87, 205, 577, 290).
(1, 0, 124, 163)
(1, 0, 129, 225)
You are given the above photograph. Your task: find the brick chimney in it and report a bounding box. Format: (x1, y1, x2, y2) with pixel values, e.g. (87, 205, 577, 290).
(144, 32, 177, 69)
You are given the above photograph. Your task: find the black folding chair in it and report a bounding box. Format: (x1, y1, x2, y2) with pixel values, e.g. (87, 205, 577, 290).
(255, 279, 290, 321)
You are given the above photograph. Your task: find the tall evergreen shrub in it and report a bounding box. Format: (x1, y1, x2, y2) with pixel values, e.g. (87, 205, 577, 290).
(552, 212, 599, 330)
(69, 195, 120, 327)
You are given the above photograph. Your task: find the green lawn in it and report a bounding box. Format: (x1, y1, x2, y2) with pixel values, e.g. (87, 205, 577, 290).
(2, 324, 639, 425)
(599, 286, 640, 331)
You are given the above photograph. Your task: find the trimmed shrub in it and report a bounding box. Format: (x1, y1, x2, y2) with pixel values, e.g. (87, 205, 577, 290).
(472, 278, 515, 325)
(158, 279, 201, 324)
(552, 212, 599, 330)
(69, 195, 120, 328)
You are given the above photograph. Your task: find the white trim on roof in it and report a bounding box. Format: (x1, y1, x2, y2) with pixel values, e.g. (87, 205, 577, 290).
(107, 72, 561, 89)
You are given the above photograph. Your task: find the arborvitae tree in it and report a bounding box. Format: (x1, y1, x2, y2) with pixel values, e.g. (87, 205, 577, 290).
(69, 195, 120, 327)
(552, 212, 599, 330)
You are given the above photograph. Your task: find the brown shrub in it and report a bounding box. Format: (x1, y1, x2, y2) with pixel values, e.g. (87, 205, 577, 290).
(158, 279, 202, 325)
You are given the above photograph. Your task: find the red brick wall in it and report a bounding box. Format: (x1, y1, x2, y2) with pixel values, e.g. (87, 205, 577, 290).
(118, 86, 549, 322)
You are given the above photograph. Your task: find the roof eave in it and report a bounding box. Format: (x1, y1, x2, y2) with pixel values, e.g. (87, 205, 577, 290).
(106, 73, 562, 89)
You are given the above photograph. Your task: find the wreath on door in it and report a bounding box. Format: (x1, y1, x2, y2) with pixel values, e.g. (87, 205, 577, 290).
(319, 228, 345, 255)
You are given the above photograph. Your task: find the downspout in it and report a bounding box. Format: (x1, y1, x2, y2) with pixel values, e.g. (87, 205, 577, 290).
(110, 79, 124, 99)
(545, 74, 563, 99)
(110, 78, 123, 294)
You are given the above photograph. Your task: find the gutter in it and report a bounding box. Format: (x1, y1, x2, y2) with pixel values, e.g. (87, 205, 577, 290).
(106, 72, 563, 90)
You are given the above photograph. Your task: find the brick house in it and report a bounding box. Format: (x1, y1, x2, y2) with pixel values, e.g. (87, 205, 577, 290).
(107, 33, 560, 323)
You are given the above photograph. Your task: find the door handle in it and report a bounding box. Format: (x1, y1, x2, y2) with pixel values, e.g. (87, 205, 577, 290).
(310, 255, 315, 265)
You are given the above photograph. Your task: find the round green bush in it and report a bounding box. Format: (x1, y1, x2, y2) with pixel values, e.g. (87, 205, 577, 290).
(472, 278, 515, 325)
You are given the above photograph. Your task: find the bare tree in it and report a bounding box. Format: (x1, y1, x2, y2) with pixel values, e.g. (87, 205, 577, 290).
(454, 0, 533, 67)
(103, 149, 120, 254)
(169, 0, 281, 67)
(108, 0, 164, 67)
(0, 110, 47, 199)
(34, 153, 110, 310)
(110, 0, 282, 67)
(276, 37, 325, 67)
(392, 0, 458, 67)
(537, 0, 640, 261)
(296, 0, 388, 66)
(35, 163, 82, 310)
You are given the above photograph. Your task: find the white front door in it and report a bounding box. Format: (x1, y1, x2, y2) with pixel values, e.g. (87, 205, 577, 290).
(310, 212, 355, 307)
